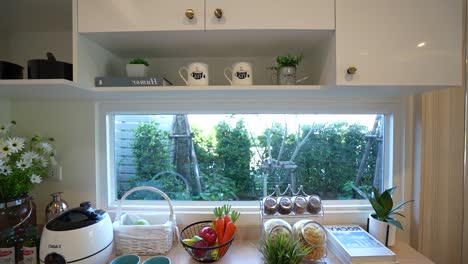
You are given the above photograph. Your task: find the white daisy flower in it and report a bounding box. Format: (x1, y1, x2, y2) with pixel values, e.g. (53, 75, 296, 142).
(7, 137, 25, 153)
(0, 159, 5, 167)
(39, 142, 53, 153)
(0, 166, 12, 176)
(30, 174, 42, 184)
(50, 156, 57, 166)
(0, 123, 12, 135)
(0, 142, 13, 157)
(40, 156, 49, 168)
(16, 159, 32, 171)
(21, 151, 40, 163)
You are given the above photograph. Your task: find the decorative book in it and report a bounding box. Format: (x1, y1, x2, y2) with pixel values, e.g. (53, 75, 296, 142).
(95, 77, 173, 87)
(325, 225, 398, 264)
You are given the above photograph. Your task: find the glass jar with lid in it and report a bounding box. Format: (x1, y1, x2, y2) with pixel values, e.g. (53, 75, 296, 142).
(292, 220, 327, 261)
(306, 194, 322, 214)
(292, 185, 308, 214)
(277, 184, 293, 215)
(263, 218, 292, 240)
(262, 186, 281, 215)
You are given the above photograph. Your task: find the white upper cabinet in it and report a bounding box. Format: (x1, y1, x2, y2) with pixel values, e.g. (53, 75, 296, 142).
(78, 0, 205, 32)
(205, 0, 335, 30)
(336, 0, 462, 86)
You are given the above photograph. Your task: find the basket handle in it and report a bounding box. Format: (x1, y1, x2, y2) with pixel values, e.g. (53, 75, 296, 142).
(115, 186, 175, 224)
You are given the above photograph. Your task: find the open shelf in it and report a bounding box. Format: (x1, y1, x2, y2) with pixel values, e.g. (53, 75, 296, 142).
(0, 82, 445, 100)
(0, 0, 73, 81)
(0, 79, 93, 99)
(80, 30, 333, 58)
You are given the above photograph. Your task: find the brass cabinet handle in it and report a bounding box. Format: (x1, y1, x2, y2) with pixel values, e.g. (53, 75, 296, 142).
(214, 8, 223, 19)
(185, 9, 195, 19)
(347, 66, 357, 75)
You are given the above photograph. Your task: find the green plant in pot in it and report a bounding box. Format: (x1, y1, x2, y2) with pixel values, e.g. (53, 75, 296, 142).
(126, 57, 149, 77)
(353, 186, 414, 246)
(268, 54, 308, 85)
(259, 232, 311, 264)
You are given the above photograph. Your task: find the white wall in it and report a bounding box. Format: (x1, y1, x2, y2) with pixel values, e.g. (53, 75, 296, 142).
(0, 35, 7, 61)
(10, 99, 96, 224)
(7, 32, 72, 74)
(0, 99, 11, 121)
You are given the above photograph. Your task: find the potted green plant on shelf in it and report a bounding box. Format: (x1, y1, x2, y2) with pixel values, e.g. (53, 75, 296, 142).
(268, 54, 308, 85)
(353, 186, 414, 246)
(126, 58, 149, 77)
(259, 232, 311, 264)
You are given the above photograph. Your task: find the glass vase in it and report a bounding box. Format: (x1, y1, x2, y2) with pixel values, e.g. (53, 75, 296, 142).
(0, 195, 37, 262)
(0, 195, 36, 231)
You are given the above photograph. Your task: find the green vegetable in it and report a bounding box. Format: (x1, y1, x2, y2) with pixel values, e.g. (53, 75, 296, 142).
(259, 232, 311, 264)
(134, 219, 151, 225)
(353, 186, 414, 229)
(129, 58, 149, 67)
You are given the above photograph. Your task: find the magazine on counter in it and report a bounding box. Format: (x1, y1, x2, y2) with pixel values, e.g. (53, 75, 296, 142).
(325, 225, 398, 264)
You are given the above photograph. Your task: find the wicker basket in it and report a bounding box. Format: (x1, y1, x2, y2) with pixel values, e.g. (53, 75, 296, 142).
(113, 186, 178, 256)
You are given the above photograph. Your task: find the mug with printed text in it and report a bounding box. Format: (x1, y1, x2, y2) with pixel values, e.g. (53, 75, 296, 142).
(178, 62, 209, 86)
(224, 62, 253, 85)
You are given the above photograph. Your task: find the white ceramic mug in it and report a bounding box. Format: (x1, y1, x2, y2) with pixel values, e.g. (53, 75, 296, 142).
(178, 62, 209, 86)
(224, 62, 253, 85)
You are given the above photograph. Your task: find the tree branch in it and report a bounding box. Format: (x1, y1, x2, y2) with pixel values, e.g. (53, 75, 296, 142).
(290, 125, 314, 162)
(276, 123, 288, 161)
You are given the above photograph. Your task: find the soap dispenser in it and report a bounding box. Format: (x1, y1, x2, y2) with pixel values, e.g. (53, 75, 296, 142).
(45, 192, 69, 223)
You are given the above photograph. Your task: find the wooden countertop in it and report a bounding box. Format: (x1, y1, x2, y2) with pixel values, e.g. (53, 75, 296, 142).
(129, 240, 434, 264)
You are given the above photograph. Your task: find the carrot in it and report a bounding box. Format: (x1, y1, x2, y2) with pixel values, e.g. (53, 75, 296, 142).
(213, 206, 225, 246)
(219, 210, 240, 257)
(223, 204, 232, 229)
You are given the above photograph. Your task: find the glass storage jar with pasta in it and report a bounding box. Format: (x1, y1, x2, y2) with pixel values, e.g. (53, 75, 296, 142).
(292, 220, 327, 261)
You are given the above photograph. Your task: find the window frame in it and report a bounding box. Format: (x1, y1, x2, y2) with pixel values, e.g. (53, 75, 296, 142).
(96, 96, 407, 226)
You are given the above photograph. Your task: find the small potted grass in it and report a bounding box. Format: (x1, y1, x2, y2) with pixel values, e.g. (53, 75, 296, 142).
(259, 232, 311, 264)
(126, 58, 149, 77)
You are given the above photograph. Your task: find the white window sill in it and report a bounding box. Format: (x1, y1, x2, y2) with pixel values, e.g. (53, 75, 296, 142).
(104, 200, 375, 227)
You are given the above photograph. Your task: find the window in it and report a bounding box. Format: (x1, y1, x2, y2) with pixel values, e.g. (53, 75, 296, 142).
(97, 98, 404, 223)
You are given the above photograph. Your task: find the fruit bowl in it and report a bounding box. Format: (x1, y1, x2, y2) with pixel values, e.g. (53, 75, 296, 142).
(180, 220, 235, 263)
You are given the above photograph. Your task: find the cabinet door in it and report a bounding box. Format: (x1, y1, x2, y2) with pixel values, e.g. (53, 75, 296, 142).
(205, 0, 334, 30)
(336, 0, 462, 86)
(78, 0, 204, 32)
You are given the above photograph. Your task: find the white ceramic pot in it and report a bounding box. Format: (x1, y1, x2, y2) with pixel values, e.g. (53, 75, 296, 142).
(368, 213, 396, 246)
(126, 64, 148, 77)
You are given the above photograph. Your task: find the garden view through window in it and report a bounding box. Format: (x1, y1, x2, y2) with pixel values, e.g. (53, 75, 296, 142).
(113, 114, 385, 201)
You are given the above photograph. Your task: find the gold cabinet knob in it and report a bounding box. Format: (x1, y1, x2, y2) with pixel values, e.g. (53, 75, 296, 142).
(347, 66, 357, 75)
(185, 9, 195, 19)
(214, 8, 223, 19)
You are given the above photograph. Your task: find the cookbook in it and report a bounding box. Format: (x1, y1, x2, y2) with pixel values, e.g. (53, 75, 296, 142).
(325, 225, 398, 264)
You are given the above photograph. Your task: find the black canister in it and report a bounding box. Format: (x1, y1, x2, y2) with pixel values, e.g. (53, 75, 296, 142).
(28, 52, 72, 81)
(0, 61, 23, 79)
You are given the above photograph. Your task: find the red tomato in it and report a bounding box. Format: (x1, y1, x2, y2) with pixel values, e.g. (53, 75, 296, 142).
(198, 226, 217, 246)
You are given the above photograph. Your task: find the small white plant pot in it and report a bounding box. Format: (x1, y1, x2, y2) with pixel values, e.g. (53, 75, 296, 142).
(367, 213, 396, 246)
(126, 64, 148, 77)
